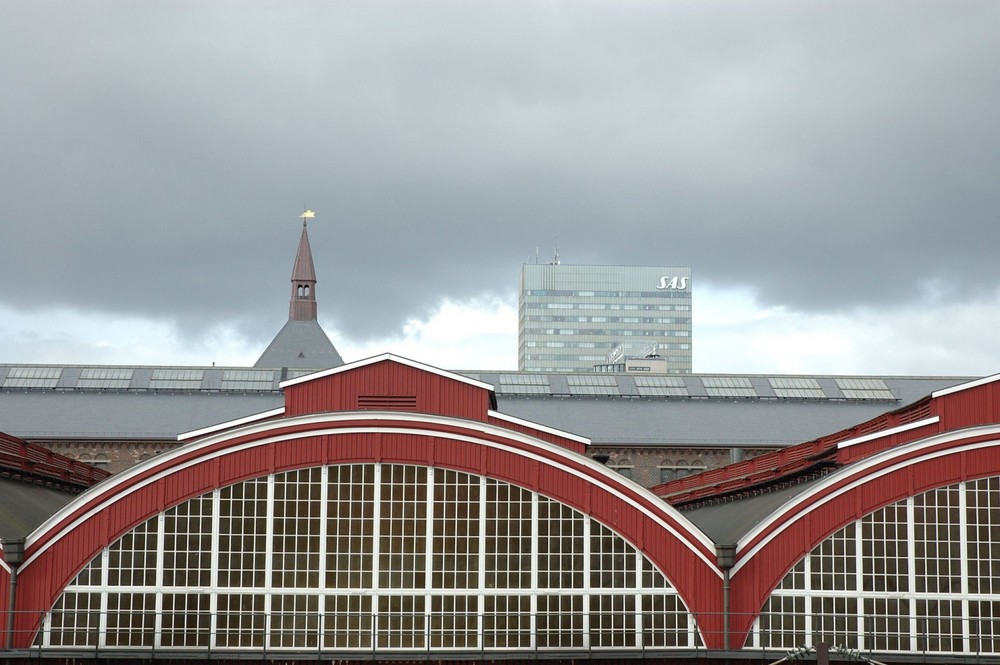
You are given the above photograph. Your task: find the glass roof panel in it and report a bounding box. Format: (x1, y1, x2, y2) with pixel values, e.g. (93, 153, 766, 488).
(567, 375, 620, 396)
(78, 367, 133, 389)
(3, 366, 62, 388)
(703, 376, 756, 398)
(769, 377, 825, 399)
(634, 376, 688, 397)
(836, 378, 894, 400)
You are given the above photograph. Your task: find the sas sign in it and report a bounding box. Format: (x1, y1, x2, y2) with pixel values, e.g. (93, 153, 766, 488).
(656, 276, 689, 290)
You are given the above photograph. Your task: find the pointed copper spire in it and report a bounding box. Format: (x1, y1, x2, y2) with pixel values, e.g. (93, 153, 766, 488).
(289, 210, 318, 321)
(254, 210, 344, 369)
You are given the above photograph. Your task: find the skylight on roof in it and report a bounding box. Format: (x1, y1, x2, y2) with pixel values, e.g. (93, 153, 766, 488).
(221, 369, 275, 391)
(78, 367, 133, 389)
(499, 374, 548, 385)
(634, 376, 688, 397)
(702, 376, 756, 398)
(497, 373, 550, 395)
(149, 369, 204, 390)
(3, 366, 62, 389)
(567, 375, 620, 396)
(837, 378, 895, 400)
(769, 377, 826, 399)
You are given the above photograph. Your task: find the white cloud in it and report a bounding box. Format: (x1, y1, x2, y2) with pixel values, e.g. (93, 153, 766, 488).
(331, 296, 518, 371)
(695, 285, 1000, 376)
(0, 306, 258, 367)
(2, 290, 998, 379)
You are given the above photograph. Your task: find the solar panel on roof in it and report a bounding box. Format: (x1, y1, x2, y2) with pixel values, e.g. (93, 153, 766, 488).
(836, 378, 895, 400)
(634, 376, 689, 397)
(497, 373, 551, 395)
(499, 374, 548, 385)
(703, 376, 756, 398)
(221, 369, 275, 391)
(149, 369, 204, 390)
(769, 377, 826, 399)
(497, 384, 550, 395)
(566, 375, 620, 396)
(78, 368, 133, 389)
(3, 367, 62, 389)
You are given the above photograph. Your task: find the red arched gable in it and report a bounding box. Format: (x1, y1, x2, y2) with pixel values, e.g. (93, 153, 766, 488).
(728, 426, 1000, 644)
(15, 412, 722, 648)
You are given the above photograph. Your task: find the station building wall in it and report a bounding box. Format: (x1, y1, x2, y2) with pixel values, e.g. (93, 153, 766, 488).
(8, 357, 1000, 661)
(12, 356, 722, 653)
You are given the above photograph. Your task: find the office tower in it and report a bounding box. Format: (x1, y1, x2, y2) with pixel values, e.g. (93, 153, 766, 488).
(518, 263, 692, 373)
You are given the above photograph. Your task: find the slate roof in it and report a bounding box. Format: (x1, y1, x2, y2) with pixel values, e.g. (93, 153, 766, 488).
(0, 479, 80, 541)
(659, 376, 1000, 544)
(0, 364, 971, 449)
(0, 389, 283, 440)
(494, 396, 905, 448)
(677, 480, 820, 546)
(253, 319, 344, 370)
(478, 372, 967, 449)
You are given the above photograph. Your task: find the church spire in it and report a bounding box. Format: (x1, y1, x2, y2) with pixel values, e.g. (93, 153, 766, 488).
(254, 209, 344, 369)
(289, 210, 318, 321)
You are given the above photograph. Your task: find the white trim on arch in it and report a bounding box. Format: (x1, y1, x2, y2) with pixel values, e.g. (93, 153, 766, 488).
(178, 407, 285, 441)
(488, 410, 591, 445)
(836, 416, 938, 449)
(24, 411, 720, 577)
(932, 372, 1000, 398)
(731, 423, 1000, 576)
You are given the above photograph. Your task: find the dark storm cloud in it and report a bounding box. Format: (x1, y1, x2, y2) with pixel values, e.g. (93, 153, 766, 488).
(2, 1, 998, 350)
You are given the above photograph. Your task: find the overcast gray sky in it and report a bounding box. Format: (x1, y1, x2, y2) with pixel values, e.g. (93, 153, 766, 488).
(2, 1, 999, 375)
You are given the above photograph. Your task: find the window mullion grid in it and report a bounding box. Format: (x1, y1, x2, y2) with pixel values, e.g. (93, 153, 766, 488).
(40, 589, 50, 647)
(317, 465, 329, 650)
(581, 515, 591, 649)
(854, 520, 864, 651)
(959, 481, 970, 653)
(477, 474, 486, 651)
(803, 553, 812, 646)
(98, 547, 109, 648)
(634, 550, 643, 648)
(529, 491, 539, 650)
(425, 466, 435, 651)
(209, 488, 220, 650)
(371, 464, 382, 644)
(691, 585, 705, 650)
(154, 512, 165, 649)
(263, 474, 275, 650)
(907, 496, 918, 652)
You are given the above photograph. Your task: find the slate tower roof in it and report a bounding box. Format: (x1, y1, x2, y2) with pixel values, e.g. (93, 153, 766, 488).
(254, 211, 344, 370)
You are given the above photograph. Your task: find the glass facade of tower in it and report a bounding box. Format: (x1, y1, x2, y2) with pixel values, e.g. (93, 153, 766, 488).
(518, 264, 692, 374)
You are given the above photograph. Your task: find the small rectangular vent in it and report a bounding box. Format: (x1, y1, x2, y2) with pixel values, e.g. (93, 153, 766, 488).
(357, 395, 417, 411)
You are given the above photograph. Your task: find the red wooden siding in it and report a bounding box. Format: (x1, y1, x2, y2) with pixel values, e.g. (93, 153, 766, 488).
(0, 431, 110, 489)
(14, 414, 719, 648)
(284, 359, 491, 421)
(729, 432, 1000, 646)
(0, 565, 8, 647)
(937, 379, 1000, 431)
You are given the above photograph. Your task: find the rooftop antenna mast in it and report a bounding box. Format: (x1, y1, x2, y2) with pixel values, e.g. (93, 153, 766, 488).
(551, 239, 560, 265)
